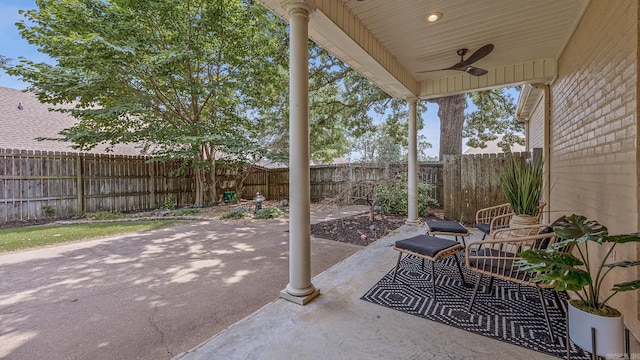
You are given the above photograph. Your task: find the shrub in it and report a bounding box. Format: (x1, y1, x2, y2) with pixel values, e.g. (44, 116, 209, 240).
(254, 207, 285, 219)
(41, 204, 55, 217)
(220, 207, 247, 220)
(375, 181, 437, 217)
(85, 211, 123, 220)
(163, 194, 177, 210)
(170, 208, 199, 216)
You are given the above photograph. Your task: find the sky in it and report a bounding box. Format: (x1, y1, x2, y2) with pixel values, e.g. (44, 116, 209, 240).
(0, 0, 44, 89)
(0, 0, 518, 159)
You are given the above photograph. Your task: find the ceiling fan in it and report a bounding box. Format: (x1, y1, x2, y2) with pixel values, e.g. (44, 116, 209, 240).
(418, 44, 494, 76)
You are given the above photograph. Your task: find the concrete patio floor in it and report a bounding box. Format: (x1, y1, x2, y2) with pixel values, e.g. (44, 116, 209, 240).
(0, 206, 369, 360)
(177, 224, 575, 360)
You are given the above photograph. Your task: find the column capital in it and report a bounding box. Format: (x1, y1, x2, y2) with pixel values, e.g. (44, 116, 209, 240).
(406, 97, 419, 104)
(281, 0, 316, 15)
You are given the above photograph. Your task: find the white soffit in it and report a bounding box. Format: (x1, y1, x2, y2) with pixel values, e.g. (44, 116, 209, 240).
(260, 0, 590, 99)
(516, 84, 545, 122)
(421, 58, 556, 99)
(308, 9, 418, 99)
(261, 0, 417, 99)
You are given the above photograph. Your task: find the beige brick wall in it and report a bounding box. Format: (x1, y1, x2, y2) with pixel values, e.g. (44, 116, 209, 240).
(550, 0, 639, 336)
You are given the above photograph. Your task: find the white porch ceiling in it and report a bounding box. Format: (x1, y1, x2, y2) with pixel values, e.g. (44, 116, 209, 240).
(260, 0, 590, 99)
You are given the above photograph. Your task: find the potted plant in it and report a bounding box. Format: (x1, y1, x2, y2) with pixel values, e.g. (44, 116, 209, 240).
(518, 214, 640, 355)
(498, 156, 543, 235)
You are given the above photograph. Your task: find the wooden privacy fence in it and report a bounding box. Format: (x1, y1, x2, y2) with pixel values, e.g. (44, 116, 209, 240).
(1, 147, 521, 224)
(0, 149, 192, 223)
(443, 152, 531, 223)
(306, 163, 443, 204)
(218, 162, 443, 205)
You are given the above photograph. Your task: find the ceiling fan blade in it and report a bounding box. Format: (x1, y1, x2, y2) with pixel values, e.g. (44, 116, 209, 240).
(418, 44, 493, 74)
(416, 68, 449, 74)
(465, 66, 488, 76)
(460, 44, 494, 66)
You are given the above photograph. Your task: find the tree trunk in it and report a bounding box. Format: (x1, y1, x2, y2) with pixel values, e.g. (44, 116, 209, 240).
(209, 159, 217, 204)
(431, 94, 466, 159)
(194, 167, 206, 207)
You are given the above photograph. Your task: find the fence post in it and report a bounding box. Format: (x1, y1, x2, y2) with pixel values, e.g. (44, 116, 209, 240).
(442, 155, 454, 220)
(265, 168, 271, 199)
(149, 161, 156, 209)
(76, 154, 84, 215)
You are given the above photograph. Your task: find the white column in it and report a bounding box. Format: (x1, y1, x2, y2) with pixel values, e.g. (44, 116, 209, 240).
(279, 0, 319, 305)
(406, 98, 419, 225)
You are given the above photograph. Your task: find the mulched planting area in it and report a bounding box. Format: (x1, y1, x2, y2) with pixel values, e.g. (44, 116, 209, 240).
(310, 214, 406, 246)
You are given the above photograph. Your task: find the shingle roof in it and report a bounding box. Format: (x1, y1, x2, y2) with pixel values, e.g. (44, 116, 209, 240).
(462, 135, 525, 155)
(0, 86, 143, 155)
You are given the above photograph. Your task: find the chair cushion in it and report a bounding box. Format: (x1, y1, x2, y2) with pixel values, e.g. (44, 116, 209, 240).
(538, 215, 567, 235)
(426, 220, 468, 234)
(535, 215, 568, 249)
(395, 235, 459, 257)
(475, 223, 491, 235)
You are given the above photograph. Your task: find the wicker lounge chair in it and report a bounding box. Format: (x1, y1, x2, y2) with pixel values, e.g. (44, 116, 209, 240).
(475, 202, 546, 240)
(465, 220, 570, 339)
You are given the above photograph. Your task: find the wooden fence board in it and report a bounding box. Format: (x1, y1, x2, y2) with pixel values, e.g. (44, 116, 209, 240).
(442, 152, 530, 222)
(0, 149, 194, 222)
(4, 148, 521, 225)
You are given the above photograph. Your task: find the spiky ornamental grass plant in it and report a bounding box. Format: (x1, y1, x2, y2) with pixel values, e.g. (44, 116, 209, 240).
(498, 156, 543, 216)
(518, 214, 640, 316)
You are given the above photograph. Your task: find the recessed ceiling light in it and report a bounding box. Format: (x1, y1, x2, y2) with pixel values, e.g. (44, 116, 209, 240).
(425, 12, 443, 23)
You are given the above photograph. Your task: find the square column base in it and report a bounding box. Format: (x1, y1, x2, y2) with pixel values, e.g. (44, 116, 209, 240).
(279, 288, 320, 305)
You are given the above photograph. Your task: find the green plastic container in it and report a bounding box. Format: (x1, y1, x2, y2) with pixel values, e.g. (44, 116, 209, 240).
(223, 191, 236, 203)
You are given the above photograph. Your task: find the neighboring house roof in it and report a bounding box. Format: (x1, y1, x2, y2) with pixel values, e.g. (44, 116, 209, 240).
(310, 157, 349, 166)
(256, 157, 350, 169)
(0, 86, 354, 165)
(462, 135, 525, 155)
(0, 86, 143, 155)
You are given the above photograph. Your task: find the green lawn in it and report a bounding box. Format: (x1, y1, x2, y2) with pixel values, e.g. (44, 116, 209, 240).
(0, 221, 183, 253)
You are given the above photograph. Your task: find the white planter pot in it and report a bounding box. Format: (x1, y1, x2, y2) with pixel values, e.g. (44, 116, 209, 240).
(568, 301, 624, 356)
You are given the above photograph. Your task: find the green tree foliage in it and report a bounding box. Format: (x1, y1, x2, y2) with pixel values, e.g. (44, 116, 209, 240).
(259, 41, 433, 165)
(430, 87, 522, 159)
(0, 55, 8, 67)
(352, 120, 433, 163)
(6, 0, 287, 206)
(464, 87, 523, 153)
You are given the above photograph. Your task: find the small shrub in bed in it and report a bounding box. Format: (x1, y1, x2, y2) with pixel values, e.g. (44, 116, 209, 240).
(375, 182, 437, 217)
(220, 207, 247, 220)
(254, 207, 285, 219)
(163, 194, 177, 210)
(170, 208, 199, 216)
(85, 211, 124, 220)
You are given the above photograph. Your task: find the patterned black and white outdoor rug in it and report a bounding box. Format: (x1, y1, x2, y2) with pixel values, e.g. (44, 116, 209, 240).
(361, 254, 591, 359)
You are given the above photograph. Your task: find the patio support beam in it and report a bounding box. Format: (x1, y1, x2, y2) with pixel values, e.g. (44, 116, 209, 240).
(279, 0, 320, 305)
(406, 98, 419, 225)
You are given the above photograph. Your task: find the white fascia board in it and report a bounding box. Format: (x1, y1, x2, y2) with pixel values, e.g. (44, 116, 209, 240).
(420, 58, 556, 100)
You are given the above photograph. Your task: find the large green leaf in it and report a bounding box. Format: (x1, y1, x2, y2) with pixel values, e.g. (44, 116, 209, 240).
(518, 248, 584, 270)
(521, 214, 640, 309)
(553, 214, 607, 242)
(604, 260, 640, 269)
(612, 280, 640, 292)
(602, 233, 640, 244)
(517, 249, 591, 290)
(533, 271, 592, 291)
